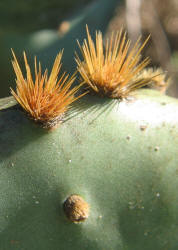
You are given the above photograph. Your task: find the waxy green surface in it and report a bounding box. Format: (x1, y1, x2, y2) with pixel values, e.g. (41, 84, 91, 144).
(0, 90, 178, 249)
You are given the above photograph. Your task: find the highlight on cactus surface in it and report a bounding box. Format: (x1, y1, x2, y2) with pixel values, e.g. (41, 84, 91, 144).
(76, 25, 156, 99)
(11, 50, 84, 128)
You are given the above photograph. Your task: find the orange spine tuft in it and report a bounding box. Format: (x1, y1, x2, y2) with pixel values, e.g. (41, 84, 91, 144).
(76, 25, 154, 99)
(11, 50, 84, 128)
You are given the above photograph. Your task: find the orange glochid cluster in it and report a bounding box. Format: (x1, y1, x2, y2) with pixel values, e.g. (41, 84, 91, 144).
(76, 25, 154, 99)
(11, 50, 84, 127)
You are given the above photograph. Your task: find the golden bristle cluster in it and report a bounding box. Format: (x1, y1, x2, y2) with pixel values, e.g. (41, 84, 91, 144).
(11, 50, 84, 128)
(134, 67, 171, 93)
(76, 26, 154, 99)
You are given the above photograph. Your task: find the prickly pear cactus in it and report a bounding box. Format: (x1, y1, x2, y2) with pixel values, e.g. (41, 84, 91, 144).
(0, 89, 178, 250)
(0, 23, 178, 250)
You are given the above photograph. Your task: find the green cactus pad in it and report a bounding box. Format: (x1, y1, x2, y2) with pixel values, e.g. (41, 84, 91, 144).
(0, 89, 178, 249)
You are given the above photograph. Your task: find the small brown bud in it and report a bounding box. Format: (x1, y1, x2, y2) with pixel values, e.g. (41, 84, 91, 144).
(63, 194, 89, 223)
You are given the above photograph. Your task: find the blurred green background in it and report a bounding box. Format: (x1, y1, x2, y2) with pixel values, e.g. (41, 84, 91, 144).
(0, 0, 177, 98)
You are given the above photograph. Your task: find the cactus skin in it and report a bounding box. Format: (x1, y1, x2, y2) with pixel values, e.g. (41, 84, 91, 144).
(0, 89, 178, 250)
